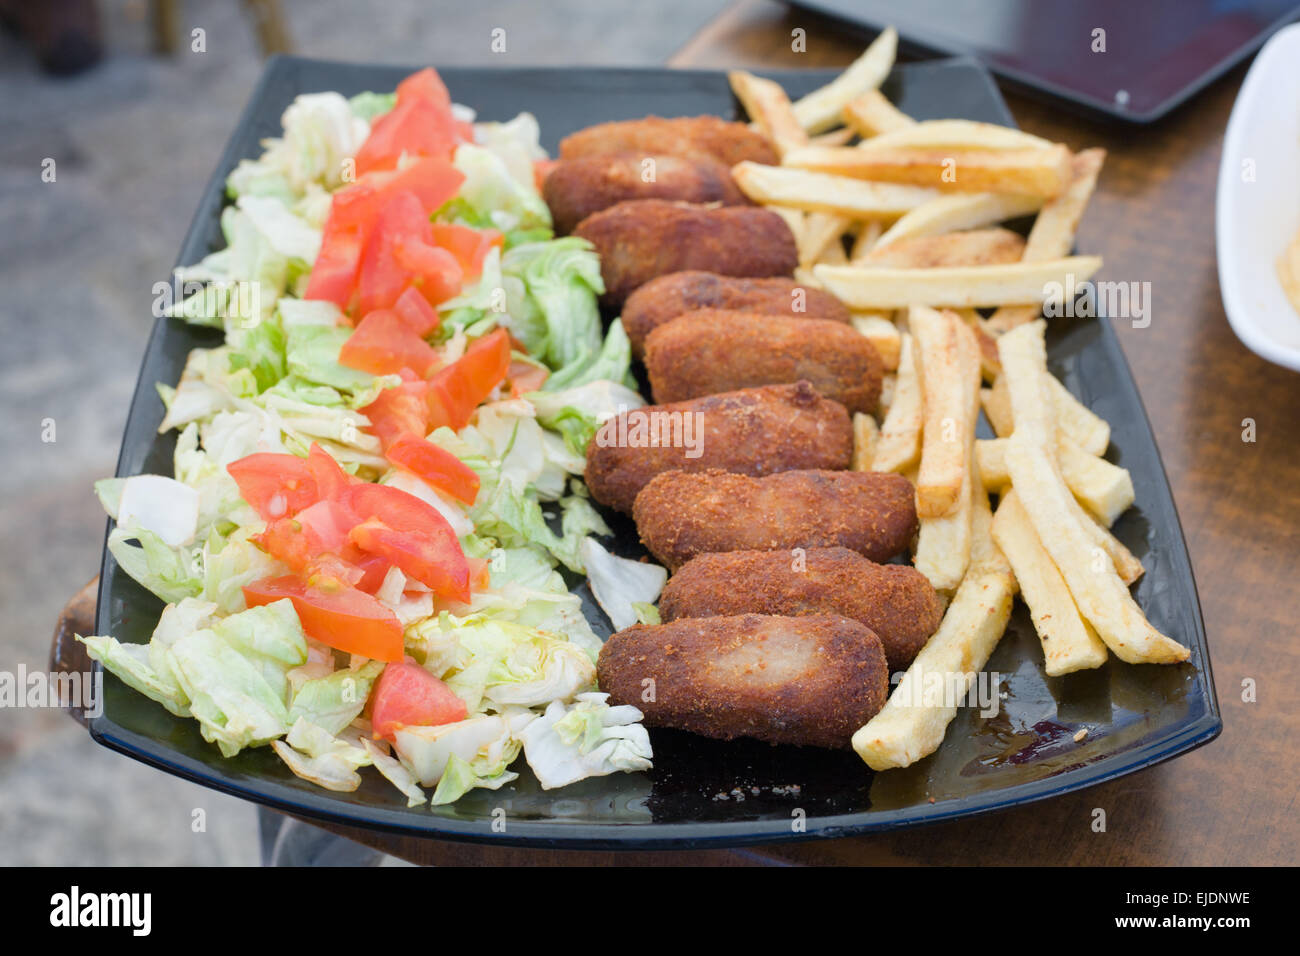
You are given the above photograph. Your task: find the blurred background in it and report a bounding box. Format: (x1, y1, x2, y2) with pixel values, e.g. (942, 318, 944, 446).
(0, 0, 729, 866)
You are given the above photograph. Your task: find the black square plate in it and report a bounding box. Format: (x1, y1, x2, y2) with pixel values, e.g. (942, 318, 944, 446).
(90, 56, 1221, 850)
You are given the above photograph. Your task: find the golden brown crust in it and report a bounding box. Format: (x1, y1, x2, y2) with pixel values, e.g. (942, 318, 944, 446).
(572, 200, 798, 305)
(597, 613, 890, 749)
(633, 468, 918, 570)
(559, 115, 780, 167)
(542, 153, 749, 235)
(643, 309, 883, 414)
(658, 547, 943, 671)
(583, 382, 852, 514)
(622, 271, 853, 359)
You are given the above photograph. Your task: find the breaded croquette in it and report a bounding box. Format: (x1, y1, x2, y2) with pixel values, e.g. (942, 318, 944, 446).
(558, 114, 779, 167)
(622, 271, 852, 359)
(572, 200, 797, 305)
(633, 468, 918, 570)
(658, 547, 943, 671)
(598, 613, 890, 749)
(643, 309, 883, 414)
(542, 153, 748, 235)
(584, 382, 852, 514)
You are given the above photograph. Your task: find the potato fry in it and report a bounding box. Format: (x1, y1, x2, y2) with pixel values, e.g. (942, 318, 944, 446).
(1045, 374, 1110, 455)
(951, 307, 1002, 381)
(800, 210, 853, 268)
(996, 319, 1057, 453)
(768, 205, 805, 249)
(815, 236, 848, 265)
(878, 372, 897, 417)
(851, 313, 901, 370)
(911, 306, 980, 519)
(852, 412, 879, 471)
(987, 149, 1107, 332)
(1003, 437, 1188, 664)
(731, 161, 939, 217)
(808, 127, 856, 147)
(849, 219, 885, 261)
(856, 119, 1056, 154)
(728, 70, 809, 158)
(782, 144, 1073, 196)
(978, 436, 1135, 526)
(852, 476, 1016, 770)
(982, 380, 1013, 438)
(872, 333, 921, 473)
(857, 228, 1026, 269)
(813, 256, 1103, 310)
(792, 27, 898, 134)
(874, 192, 1044, 250)
(842, 89, 915, 138)
(792, 265, 823, 289)
(1069, 494, 1144, 585)
(992, 490, 1109, 676)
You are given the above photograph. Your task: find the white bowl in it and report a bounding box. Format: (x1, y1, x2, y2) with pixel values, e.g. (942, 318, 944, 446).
(1216, 23, 1300, 372)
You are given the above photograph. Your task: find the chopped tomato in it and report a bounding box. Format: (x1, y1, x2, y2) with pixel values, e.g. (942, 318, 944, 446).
(466, 557, 492, 591)
(360, 375, 433, 449)
(349, 517, 470, 603)
(350, 553, 394, 595)
(244, 575, 403, 662)
(305, 443, 353, 501)
(370, 660, 467, 742)
(392, 236, 463, 307)
(385, 434, 480, 505)
(227, 454, 317, 521)
(506, 359, 549, 396)
(432, 223, 503, 279)
(354, 97, 460, 176)
(339, 308, 440, 377)
(392, 286, 442, 337)
(356, 191, 434, 317)
(302, 220, 365, 308)
(395, 68, 452, 109)
(428, 328, 512, 429)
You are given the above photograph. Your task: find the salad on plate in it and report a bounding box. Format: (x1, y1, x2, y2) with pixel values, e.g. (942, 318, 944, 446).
(81, 67, 665, 807)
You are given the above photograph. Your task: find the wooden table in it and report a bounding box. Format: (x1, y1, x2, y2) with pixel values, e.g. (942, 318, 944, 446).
(54, 0, 1300, 865)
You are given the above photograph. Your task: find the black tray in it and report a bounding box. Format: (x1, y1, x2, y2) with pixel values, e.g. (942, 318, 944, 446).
(90, 56, 1220, 850)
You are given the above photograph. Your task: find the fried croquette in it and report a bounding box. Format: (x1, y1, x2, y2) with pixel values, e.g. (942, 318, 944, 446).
(572, 200, 797, 305)
(542, 153, 748, 235)
(597, 613, 890, 749)
(643, 309, 883, 414)
(658, 547, 943, 671)
(632, 468, 918, 570)
(584, 382, 852, 514)
(622, 271, 852, 359)
(558, 114, 779, 167)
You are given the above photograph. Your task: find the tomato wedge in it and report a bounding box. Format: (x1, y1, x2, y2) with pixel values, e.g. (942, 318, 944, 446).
(384, 434, 480, 505)
(360, 375, 435, 449)
(243, 575, 403, 662)
(348, 517, 470, 603)
(339, 308, 440, 377)
(356, 191, 434, 317)
(507, 359, 550, 396)
(427, 328, 512, 429)
(227, 453, 317, 521)
(354, 95, 460, 176)
(370, 660, 467, 742)
(392, 286, 442, 337)
(305, 442, 353, 501)
(432, 223, 503, 279)
(392, 236, 463, 307)
(396, 68, 452, 109)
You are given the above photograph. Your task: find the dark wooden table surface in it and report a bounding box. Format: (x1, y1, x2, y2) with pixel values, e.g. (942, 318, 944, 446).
(53, 0, 1300, 865)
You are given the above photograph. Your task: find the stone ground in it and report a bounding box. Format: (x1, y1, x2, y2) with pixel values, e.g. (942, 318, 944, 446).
(0, 0, 726, 866)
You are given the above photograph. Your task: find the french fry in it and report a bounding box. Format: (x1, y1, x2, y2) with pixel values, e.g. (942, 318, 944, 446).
(815, 236, 848, 265)
(996, 319, 1057, 453)
(982, 380, 1013, 437)
(911, 306, 980, 519)
(731, 162, 939, 217)
(813, 256, 1103, 310)
(851, 313, 901, 370)
(728, 70, 809, 158)
(978, 436, 1135, 526)
(782, 144, 1073, 196)
(952, 307, 1002, 381)
(808, 127, 856, 147)
(1070, 495, 1144, 585)
(1003, 436, 1188, 664)
(800, 211, 853, 268)
(852, 412, 879, 470)
(852, 474, 1016, 770)
(987, 149, 1107, 332)
(842, 89, 915, 138)
(878, 372, 897, 417)
(872, 333, 922, 472)
(857, 228, 1026, 269)
(992, 490, 1109, 676)
(874, 192, 1044, 250)
(792, 266, 823, 289)
(1045, 374, 1110, 455)
(855, 119, 1057, 153)
(849, 219, 885, 261)
(792, 27, 898, 134)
